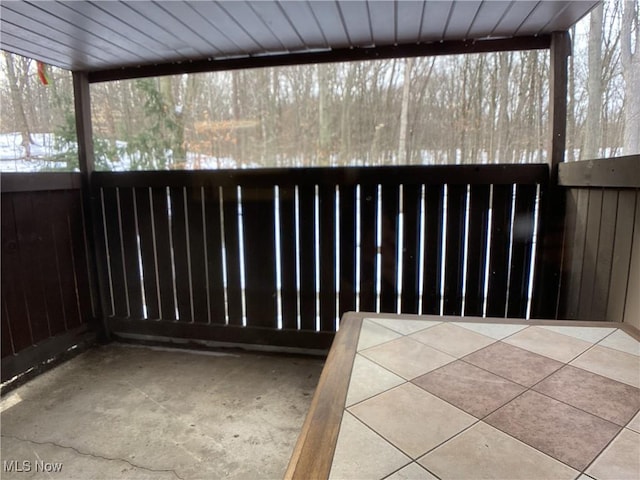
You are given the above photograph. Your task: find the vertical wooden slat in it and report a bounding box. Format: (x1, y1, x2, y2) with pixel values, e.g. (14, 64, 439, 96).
(56, 190, 85, 329)
(13, 192, 51, 342)
(221, 186, 243, 326)
(185, 187, 209, 324)
(339, 185, 356, 317)
(560, 188, 589, 319)
(298, 185, 317, 330)
(359, 184, 377, 312)
(464, 185, 490, 317)
(202, 187, 226, 324)
(486, 185, 512, 318)
(319, 185, 336, 331)
(279, 186, 298, 330)
(101, 188, 128, 318)
(578, 189, 603, 320)
(443, 184, 466, 316)
(606, 190, 637, 322)
(117, 188, 144, 319)
(30, 191, 66, 334)
(1, 194, 32, 351)
(623, 192, 640, 327)
(507, 184, 537, 318)
(422, 185, 444, 315)
(400, 184, 421, 314)
(1, 298, 14, 357)
(71, 190, 94, 325)
(151, 187, 177, 320)
(169, 187, 193, 322)
(134, 187, 160, 320)
(380, 184, 399, 313)
(242, 187, 277, 328)
(590, 190, 618, 320)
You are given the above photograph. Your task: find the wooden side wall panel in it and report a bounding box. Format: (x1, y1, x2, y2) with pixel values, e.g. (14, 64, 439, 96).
(623, 193, 640, 329)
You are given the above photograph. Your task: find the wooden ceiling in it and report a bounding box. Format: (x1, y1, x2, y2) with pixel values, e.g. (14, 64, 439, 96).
(1, 1, 598, 77)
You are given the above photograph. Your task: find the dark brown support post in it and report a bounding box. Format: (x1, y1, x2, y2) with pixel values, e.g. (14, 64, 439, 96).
(73, 71, 111, 341)
(532, 31, 571, 319)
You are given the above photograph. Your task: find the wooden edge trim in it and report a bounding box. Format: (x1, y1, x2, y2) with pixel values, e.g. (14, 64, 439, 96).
(1, 326, 93, 383)
(558, 155, 640, 188)
(285, 312, 363, 480)
(1, 172, 82, 193)
(107, 318, 334, 351)
(88, 36, 550, 83)
(619, 323, 640, 342)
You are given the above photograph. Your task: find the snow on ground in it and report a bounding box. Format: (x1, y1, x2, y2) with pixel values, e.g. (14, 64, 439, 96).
(0, 132, 262, 172)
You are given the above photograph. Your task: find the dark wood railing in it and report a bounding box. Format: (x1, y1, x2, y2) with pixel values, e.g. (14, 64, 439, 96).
(92, 164, 548, 350)
(1, 173, 96, 382)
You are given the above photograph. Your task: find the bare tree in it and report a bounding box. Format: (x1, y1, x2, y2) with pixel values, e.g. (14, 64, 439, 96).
(621, 0, 640, 154)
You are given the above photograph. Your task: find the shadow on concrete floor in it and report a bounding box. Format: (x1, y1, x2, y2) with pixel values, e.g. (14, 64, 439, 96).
(0, 344, 324, 480)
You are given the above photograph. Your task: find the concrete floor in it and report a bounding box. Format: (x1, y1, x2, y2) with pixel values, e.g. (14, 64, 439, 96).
(0, 344, 324, 480)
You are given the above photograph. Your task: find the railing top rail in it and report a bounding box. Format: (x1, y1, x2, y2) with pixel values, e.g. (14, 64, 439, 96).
(1, 172, 82, 193)
(92, 164, 549, 189)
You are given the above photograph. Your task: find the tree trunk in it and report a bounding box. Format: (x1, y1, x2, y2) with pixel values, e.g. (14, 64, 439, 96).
(584, 3, 604, 159)
(3, 52, 33, 158)
(621, 0, 640, 155)
(398, 58, 413, 165)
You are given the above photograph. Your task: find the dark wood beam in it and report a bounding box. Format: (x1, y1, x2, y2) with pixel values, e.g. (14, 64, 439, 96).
(72, 71, 110, 342)
(532, 31, 572, 320)
(549, 31, 571, 173)
(88, 35, 551, 83)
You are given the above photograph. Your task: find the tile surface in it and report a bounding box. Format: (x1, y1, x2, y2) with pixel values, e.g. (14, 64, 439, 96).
(419, 422, 578, 480)
(598, 329, 640, 356)
(362, 337, 456, 380)
(533, 365, 640, 426)
(452, 322, 528, 340)
(463, 341, 563, 387)
(586, 429, 640, 480)
(358, 320, 403, 351)
(571, 345, 640, 388)
(345, 354, 405, 407)
(413, 360, 525, 418)
(485, 390, 621, 470)
(503, 326, 592, 362)
(409, 323, 495, 358)
(349, 383, 475, 458)
(540, 325, 615, 343)
(370, 317, 441, 335)
(385, 463, 438, 480)
(329, 412, 411, 480)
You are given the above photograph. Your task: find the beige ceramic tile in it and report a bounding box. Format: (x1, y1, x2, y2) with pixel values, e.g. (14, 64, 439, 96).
(346, 354, 405, 407)
(349, 383, 475, 458)
(540, 325, 615, 344)
(586, 429, 640, 480)
(358, 319, 403, 351)
(409, 323, 495, 358)
(503, 326, 592, 362)
(329, 411, 411, 480)
(385, 462, 438, 480)
(362, 336, 456, 380)
(571, 345, 640, 388)
(419, 422, 578, 480)
(627, 411, 640, 433)
(452, 322, 528, 340)
(598, 329, 640, 356)
(370, 317, 441, 335)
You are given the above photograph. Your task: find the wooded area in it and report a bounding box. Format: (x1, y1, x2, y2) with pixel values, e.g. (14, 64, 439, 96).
(1, 0, 638, 171)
